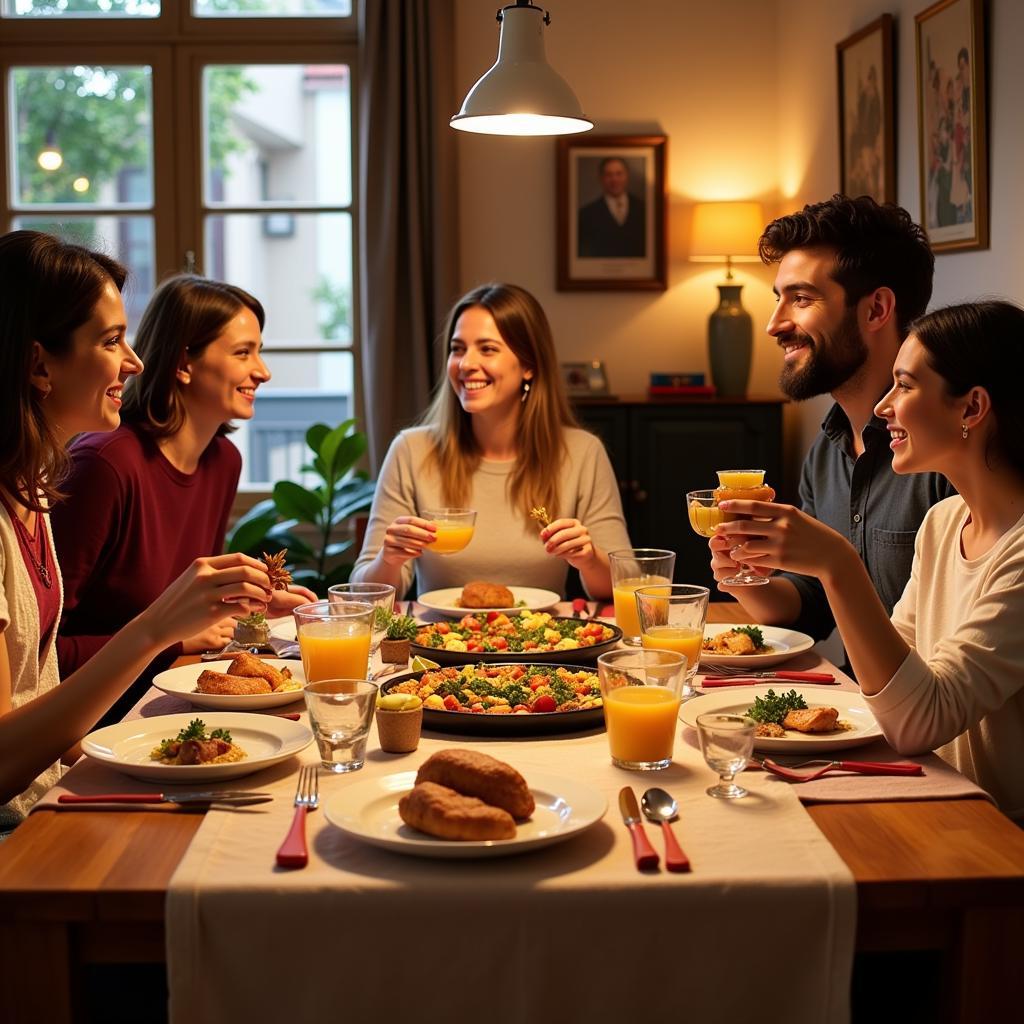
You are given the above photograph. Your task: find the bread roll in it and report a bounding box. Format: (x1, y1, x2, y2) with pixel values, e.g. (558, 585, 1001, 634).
(460, 581, 515, 609)
(415, 748, 535, 819)
(399, 782, 515, 841)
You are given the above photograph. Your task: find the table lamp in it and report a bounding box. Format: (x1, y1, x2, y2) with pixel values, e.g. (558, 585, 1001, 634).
(690, 201, 764, 397)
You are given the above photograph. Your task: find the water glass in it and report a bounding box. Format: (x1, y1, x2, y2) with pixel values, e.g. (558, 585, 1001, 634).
(607, 548, 676, 645)
(597, 648, 686, 771)
(293, 600, 374, 684)
(420, 507, 476, 555)
(328, 582, 396, 655)
(635, 584, 710, 699)
(304, 679, 378, 773)
(696, 712, 756, 798)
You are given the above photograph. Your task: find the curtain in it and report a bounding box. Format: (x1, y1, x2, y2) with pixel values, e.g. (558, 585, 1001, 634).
(358, 0, 460, 473)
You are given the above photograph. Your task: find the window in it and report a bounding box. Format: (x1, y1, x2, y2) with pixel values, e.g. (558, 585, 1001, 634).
(0, 1, 358, 490)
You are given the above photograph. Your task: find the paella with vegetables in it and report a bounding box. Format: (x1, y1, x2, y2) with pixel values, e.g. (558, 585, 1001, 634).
(414, 611, 616, 656)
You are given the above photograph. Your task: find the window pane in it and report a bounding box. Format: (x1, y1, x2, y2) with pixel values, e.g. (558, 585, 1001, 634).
(203, 64, 350, 206)
(10, 66, 154, 206)
(2, 0, 159, 18)
(204, 211, 352, 345)
(13, 215, 155, 330)
(193, 0, 350, 18)
(231, 351, 353, 487)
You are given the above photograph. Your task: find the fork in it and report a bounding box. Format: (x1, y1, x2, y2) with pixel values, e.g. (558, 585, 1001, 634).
(276, 765, 319, 868)
(760, 757, 923, 782)
(700, 665, 834, 681)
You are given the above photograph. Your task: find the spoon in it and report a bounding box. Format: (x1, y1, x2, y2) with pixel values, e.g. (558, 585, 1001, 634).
(641, 788, 691, 873)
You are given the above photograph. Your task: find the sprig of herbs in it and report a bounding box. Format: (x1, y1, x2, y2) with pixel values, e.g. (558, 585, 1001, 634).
(744, 688, 807, 725)
(385, 614, 419, 641)
(735, 625, 766, 649)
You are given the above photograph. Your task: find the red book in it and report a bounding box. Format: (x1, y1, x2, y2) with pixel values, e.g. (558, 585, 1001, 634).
(647, 385, 717, 396)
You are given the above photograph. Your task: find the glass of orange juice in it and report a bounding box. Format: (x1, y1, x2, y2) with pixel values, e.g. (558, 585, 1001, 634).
(420, 507, 476, 555)
(292, 600, 374, 684)
(597, 648, 686, 770)
(608, 548, 676, 646)
(635, 584, 709, 699)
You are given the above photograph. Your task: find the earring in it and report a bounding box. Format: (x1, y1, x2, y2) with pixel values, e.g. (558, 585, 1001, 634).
(962, 423, 969, 440)
(521, 380, 531, 403)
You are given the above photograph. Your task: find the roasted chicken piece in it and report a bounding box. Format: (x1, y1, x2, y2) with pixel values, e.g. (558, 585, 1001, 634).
(176, 737, 232, 764)
(782, 706, 840, 733)
(196, 670, 272, 696)
(226, 652, 292, 691)
(460, 581, 515, 609)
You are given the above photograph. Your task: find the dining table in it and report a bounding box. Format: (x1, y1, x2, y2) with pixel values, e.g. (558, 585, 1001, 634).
(2, 601, 1024, 1024)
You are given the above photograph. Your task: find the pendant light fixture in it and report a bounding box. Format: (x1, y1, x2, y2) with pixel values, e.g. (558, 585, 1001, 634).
(451, 1, 592, 137)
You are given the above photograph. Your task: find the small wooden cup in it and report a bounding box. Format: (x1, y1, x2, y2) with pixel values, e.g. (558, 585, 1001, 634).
(375, 705, 423, 753)
(380, 638, 411, 665)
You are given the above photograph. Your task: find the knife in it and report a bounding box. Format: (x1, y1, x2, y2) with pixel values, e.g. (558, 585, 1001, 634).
(700, 676, 837, 688)
(58, 791, 273, 806)
(618, 787, 659, 870)
(702, 670, 835, 682)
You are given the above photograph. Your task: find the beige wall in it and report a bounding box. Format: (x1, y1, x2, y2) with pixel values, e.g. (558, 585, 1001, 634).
(453, 0, 1023, 487)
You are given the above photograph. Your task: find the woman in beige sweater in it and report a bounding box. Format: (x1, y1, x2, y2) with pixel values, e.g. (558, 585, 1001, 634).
(0, 231, 272, 824)
(352, 283, 630, 599)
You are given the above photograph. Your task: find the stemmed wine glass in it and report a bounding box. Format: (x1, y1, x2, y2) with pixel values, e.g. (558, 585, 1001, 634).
(696, 712, 756, 798)
(686, 475, 772, 587)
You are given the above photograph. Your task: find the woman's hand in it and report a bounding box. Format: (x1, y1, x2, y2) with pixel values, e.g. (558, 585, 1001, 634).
(380, 515, 437, 567)
(180, 616, 237, 655)
(266, 584, 319, 617)
(138, 553, 271, 648)
(713, 500, 851, 581)
(540, 518, 598, 571)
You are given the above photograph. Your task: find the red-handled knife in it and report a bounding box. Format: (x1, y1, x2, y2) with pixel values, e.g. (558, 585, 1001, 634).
(618, 787, 659, 870)
(57, 792, 272, 806)
(701, 672, 836, 688)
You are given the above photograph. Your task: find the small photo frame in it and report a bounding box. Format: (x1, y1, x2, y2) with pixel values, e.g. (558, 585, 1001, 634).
(915, 0, 988, 252)
(837, 14, 895, 203)
(556, 134, 667, 292)
(562, 361, 610, 397)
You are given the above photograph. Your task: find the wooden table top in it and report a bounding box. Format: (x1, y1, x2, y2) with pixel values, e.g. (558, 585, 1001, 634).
(4, 602, 1024, 931)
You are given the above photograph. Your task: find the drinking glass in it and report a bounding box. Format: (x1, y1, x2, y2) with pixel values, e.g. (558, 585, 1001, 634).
(635, 584, 710, 699)
(420, 507, 477, 554)
(293, 600, 374, 684)
(696, 712, 756, 798)
(608, 548, 676, 645)
(328, 582, 396, 656)
(597, 648, 686, 770)
(686, 482, 770, 588)
(304, 679, 378, 773)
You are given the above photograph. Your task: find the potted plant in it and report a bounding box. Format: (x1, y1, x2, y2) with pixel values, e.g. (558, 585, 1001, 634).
(379, 614, 419, 666)
(226, 419, 376, 596)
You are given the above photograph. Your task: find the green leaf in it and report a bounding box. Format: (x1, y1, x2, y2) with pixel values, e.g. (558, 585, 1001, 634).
(273, 480, 324, 524)
(305, 423, 331, 454)
(324, 540, 354, 559)
(330, 491, 375, 527)
(329, 432, 368, 478)
(225, 504, 279, 554)
(269, 532, 317, 563)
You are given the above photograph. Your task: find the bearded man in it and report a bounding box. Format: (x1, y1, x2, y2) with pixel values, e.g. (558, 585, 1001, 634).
(708, 194, 954, 659)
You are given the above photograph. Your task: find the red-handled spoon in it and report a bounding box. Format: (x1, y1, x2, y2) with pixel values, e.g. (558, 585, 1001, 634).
(641, 787, 691, 873)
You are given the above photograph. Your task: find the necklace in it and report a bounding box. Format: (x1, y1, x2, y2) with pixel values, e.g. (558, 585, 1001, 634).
(8, 510, 53, 589)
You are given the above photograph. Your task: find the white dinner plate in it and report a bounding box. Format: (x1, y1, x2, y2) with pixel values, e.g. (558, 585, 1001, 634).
(324, 770, 606, 859)
(416, 587, 561, 616)
(153, 659, 305, 710)
(680, 685, 882, 752)
(81, 712, 312, 782)
(700, 623, 815, 669)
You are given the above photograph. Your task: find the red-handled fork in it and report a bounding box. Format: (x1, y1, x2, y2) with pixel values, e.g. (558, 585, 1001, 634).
(761, 758, 923, 782)
(276, 764, 318, 868)
(572, 597, 595, 619)
(701, 668, 836, 681)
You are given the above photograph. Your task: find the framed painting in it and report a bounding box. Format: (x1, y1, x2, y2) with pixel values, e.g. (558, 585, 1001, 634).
(837, 14, 895, 203)
(915, 0, 988, 251)
(556, 134, 667, 291)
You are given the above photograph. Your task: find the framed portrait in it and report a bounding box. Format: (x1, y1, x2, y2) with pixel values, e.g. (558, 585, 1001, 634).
(556, 134, 667, 291)
(561, 361, 610, 397)
(837, 14, 895, 203)
(915, 0, 988, 252)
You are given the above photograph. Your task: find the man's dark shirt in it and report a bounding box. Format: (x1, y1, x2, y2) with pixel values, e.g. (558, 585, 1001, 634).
(782, 402, 956, 644)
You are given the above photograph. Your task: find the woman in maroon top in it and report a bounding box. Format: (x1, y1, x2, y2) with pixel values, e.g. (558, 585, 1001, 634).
(0, 231, 274, 822)
(51, 275, 315, 725)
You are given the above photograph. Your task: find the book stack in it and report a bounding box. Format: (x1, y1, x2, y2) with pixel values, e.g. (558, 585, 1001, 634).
(647, 372, 716, 397)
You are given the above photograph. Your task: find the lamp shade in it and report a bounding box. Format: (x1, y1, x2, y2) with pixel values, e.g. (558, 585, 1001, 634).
(450, 2, 593, 137)
(690, 201, 764, 262)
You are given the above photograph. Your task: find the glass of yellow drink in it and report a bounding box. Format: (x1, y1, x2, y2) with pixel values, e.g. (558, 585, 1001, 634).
(713, 469, 775, 586)
(293, 600, 374, 684)
(420, 507, 477, 555)
(597, 648, 686, 770)
(607, 548, 676, 645)
(328, 582, 396, 655)
(635, 583, 710, 699)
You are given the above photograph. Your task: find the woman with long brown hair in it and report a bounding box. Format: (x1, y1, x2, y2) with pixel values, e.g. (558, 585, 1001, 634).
(352, 282, 630, 598)
(51, 274, 314, 726)
(0, 232, 272, 825)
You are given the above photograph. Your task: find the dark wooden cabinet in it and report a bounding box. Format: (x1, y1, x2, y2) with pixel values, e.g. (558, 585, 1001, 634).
(574, 396, 785, 593)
